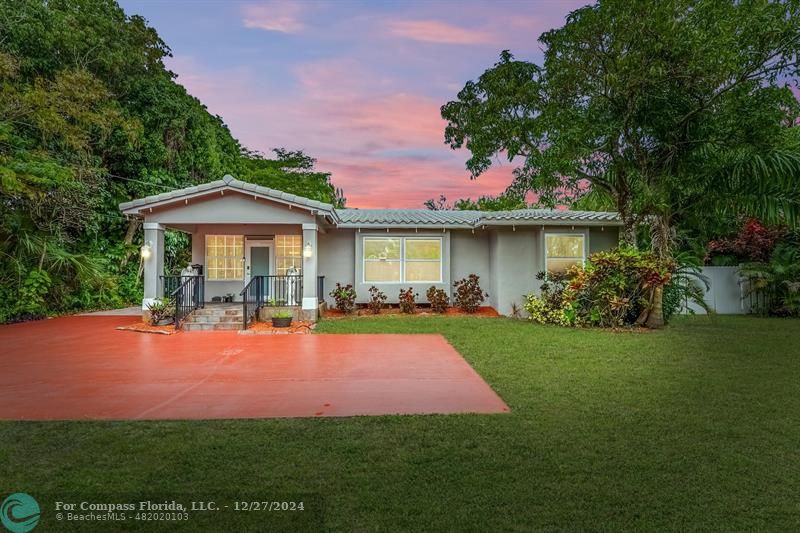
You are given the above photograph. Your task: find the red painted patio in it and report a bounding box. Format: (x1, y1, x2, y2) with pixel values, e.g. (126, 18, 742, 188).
(0, 316, 508, 420)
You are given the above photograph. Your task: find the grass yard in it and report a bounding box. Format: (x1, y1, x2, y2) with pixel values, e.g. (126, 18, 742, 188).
(2, 316, 799, 531)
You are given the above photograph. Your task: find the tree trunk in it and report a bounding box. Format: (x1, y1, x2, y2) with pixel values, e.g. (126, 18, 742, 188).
(645, 286, 665, 328)
(119, 219, 141, 268)
(641, 214, 673, 328)
(617, 195, 637, 248)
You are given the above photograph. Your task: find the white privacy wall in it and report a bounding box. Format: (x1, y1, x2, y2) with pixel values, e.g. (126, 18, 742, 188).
(684, 266, 748, 315)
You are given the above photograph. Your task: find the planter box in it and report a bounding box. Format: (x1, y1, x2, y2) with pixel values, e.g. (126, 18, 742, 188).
(271, 317, 293, 328)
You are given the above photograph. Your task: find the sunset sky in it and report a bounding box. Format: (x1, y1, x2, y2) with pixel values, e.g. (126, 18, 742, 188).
(119, 0, 586, 207)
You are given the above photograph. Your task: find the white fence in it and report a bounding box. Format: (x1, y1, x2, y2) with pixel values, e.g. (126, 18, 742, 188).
(683, 266, 751, 315)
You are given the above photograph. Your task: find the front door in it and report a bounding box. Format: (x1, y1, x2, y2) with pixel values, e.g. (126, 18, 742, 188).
(245, 240, 273, 302)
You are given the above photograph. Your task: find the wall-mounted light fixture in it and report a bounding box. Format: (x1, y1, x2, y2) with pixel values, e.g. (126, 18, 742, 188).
(303, 242, 313, 258)
(140, 241, 152, 260)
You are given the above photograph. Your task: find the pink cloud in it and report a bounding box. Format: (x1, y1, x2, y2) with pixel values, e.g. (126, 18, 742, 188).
(241, 2, 304, 33)
(168, 55, 517, 208)
(386, 19, 495, 45)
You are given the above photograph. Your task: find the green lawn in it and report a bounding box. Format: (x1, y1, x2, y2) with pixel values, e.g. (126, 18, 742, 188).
(2, 316, 799, 531)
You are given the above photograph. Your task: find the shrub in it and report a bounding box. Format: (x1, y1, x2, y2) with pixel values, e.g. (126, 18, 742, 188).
(425, 286, 449, 313)
(367, 285, 387, 314)
(706, 218, 785, 264)
(523, 248, 673, 328)
(146, 298, 175, 325)
(330, 283, 357, 313)
(453, 274, 488, 313)
(399, 288, 418, 314)
(272, 310, 293, 319)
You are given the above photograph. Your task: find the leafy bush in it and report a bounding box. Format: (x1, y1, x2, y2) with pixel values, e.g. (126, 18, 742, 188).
(146, 299, 175, 325)
(706, 218, 785, 264)
(399, 288, 418, 314)
(367, 285, 387, 314)
(14, 269, 52, 319)
(453, 274, 488, 313)
(662, 252, 712, 322)
(271, 310, 293, 319)
(524, 248, 673, 328)
(426, 286, 449, 313)
(739, 231, 800, 317)
(330, 283, 357, 314)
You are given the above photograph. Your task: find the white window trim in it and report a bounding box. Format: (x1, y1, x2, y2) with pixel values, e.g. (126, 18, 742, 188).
(362, 236, 443, 284)
(205, 234, 244, 281)
(544, 233, 586, 276)
(274, 234, 303, 276)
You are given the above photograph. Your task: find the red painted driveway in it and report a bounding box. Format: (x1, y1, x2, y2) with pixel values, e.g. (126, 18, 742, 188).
(0, 316, 508, 420)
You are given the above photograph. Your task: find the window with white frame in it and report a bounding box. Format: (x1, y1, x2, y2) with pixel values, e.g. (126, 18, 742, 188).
(363, 237, 442, 283)
(205, 235, 244, 280)
(276, 235, 303, 276)
(545, 234, 585, 275)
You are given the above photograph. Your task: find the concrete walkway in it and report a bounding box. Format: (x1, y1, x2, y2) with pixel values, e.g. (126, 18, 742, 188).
(0, 315, 509, 420)
(78, 306, 141, 316)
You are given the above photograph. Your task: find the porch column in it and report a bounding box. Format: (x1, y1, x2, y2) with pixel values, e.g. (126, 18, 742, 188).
(142, 222, 165, 310)
(301, 223, 318, 311)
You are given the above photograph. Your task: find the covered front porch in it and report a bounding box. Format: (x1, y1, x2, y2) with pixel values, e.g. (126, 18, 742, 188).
(120, 175, 338, 326)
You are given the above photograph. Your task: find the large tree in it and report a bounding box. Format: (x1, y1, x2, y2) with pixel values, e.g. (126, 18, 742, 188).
(441, 0, 800, 252)
(0, 0, 344, 321)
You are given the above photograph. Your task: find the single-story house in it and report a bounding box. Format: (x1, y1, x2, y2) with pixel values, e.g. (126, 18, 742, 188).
(120, 175, 621, 325)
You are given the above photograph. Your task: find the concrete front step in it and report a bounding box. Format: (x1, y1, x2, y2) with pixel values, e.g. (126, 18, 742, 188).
(182, 322, 244, 331)
(183, 314, 242, 324)
(191, 309, 242, 317)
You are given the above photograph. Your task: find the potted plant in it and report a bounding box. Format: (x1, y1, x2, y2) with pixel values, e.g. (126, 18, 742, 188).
(146, 299, 175, 326)
(271, 310, 293, 328)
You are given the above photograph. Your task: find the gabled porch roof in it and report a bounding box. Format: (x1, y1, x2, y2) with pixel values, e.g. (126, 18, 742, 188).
(120, 174, 338, 221)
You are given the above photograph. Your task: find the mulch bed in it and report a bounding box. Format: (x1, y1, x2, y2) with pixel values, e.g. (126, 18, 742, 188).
(240, 320, 316, 335)
(323, 306, 501, 318)
(116, 322, 178, 335)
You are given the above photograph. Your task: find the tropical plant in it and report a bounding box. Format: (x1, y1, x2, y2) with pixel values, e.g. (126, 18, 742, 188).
(426, 286, 449, 313)
(453, 274, 487, 313)
(146, 299, 174, 325)
(662, 252, 713, 322)
(367, 285, 387, 315)
(330, 283, 356, 314)
(524, 249, 673, 328)
(398, 288, 418, 314)
(739, 234, 800, 317)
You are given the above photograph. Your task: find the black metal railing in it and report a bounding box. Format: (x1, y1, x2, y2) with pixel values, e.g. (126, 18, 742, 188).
(160, 275, 181, 298)
(240, 275, 304, 330)
(240, 275, 264, 330)
(317, 275, 325, 303)
(171, 275, 204, 329)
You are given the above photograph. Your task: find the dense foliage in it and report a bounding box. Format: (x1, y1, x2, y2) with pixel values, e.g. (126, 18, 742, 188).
(398, 288, 418, 314)
(366, 285, 387, 315)
(330, 283, 356, 314)
(452, 274, 488, 313)
(0, 0, 342, 322)
(442, 0, 800, 250)
(709, 220, 800, 317)
(524, 249, 674, 328)
(425, 286, 449, 313)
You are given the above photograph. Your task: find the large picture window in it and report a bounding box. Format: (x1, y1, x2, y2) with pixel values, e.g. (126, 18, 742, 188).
(206, 235, 244, 280)
(363, 237, 442, 283)
(545, 234, 585, 275)
(276, 235, 303, 275)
